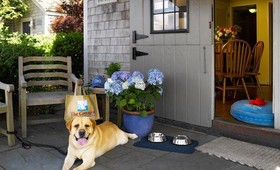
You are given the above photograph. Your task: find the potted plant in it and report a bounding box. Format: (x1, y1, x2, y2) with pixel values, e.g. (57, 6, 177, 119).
(215, 25, 241, 43)
(104, 69, 164, 137)
(105, 62, 121, 77)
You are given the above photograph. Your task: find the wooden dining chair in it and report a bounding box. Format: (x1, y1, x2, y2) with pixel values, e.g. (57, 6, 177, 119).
(215, 41, 224, 86)
(215, 39, 251, 104)
(245, 41, 265, 99)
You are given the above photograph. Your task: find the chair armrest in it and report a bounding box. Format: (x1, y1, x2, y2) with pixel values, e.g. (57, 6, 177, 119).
(19, 75, 27, 88)
(69, 73, 83, 95)
(69, 73, 83, 86)
(0, 81, 14, 92)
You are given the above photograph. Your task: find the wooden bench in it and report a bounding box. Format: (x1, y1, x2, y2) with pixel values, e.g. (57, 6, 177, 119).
(18, 56, 82, 137)
(0, 81, 15, 146)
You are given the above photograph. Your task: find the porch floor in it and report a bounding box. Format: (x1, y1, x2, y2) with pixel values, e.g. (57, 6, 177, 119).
(213, 84, 280, 149)
(0, 115, 257, 170)
(0, 84, 277, 170)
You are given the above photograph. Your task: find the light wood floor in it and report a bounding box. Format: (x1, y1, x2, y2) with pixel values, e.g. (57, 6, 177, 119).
(215, 85, 272, 120)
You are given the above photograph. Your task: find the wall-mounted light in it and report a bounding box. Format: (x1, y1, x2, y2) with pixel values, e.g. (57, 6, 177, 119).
(249, 8, 257, 13)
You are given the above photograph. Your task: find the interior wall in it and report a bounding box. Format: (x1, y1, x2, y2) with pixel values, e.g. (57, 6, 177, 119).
(230, 0, 272, 85)
(215, 0, 230, 27)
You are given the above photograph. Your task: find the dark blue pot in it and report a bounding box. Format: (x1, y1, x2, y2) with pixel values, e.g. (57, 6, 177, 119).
(122, 110, 155, 138)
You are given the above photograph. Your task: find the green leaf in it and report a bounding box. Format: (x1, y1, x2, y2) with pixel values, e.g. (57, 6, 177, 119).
(128, 93, 136, 99)
(120, 99, 127, 108)
(140, 110, 148, 117)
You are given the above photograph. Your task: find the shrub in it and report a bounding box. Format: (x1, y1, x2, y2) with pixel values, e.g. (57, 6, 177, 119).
(51, 32, 83, 77)
(0, 31, 83, 92)
(0, 33, 53, 85)
(105, 62, 121, 77)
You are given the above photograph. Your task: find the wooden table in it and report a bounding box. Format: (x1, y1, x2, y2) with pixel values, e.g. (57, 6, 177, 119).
(88, 87, 122, 126)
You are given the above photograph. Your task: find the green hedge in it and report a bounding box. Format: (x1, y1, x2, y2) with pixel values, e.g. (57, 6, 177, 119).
(51, 32, 83, 78)
(0, 31, 83, 93)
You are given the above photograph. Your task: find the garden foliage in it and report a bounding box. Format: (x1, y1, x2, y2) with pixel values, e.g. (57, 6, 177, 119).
(51, 0, 83, 33)
(0, 31, 83, 91)
(51, 32, 83, 77)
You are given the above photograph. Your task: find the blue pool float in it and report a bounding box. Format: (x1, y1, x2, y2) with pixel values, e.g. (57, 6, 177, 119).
(230, 100, 274, 127)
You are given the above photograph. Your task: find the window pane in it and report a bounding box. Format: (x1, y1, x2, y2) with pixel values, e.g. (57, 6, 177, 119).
(151, 0, 188, 33)
(154, 0, 163, 13)
(175, 0, 187, 11)
(154, 14, 163, 30)
(164, 0, 175, 12)
(164, 13, 174, 30)
(23, 21, 31, 34)
(176, 12, 187, 29)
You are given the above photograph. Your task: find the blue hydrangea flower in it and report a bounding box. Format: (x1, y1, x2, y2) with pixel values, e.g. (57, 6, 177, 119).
(119, 71, 131, 81)
(127, 76, 134, 86)
(104, 68, 164, 114)
(127, 71, 144, 86)
(131, 71, 144, 80)
(110, 80, 124, 95)
(122, 81, 129, 89)
(133, 78, 146, 90)
(147, 69, 164, 85)
(111, 71, 131, 81)
(111, 71, 121, 80)
(104, 78, 123, 95)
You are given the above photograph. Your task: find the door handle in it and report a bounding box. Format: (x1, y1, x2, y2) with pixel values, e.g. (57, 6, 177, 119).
(203, 46, 207, 73)
(132, 47, 148, 60)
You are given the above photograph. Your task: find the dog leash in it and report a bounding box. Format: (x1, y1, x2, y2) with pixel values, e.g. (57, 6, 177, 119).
(7, 130, 67, 155)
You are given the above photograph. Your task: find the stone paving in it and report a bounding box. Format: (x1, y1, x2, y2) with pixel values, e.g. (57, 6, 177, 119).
(0, 119, 257, 170)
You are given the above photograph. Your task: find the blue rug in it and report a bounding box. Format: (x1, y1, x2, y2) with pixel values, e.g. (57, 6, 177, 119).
(133, 136, 199, 154)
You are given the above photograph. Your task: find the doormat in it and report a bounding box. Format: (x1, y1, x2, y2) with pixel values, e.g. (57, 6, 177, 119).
(133, 136, 199, 154)
(196, 137, 280, 170)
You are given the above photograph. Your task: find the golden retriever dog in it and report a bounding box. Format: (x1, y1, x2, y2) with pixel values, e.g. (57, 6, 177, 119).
(62, 117, 138, 170)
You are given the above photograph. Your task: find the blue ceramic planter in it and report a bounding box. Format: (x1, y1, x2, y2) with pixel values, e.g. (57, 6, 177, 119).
(122, 110, 155, 138)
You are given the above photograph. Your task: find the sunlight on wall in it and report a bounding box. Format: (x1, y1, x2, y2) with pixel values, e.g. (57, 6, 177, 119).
(230, 0, 272, 85)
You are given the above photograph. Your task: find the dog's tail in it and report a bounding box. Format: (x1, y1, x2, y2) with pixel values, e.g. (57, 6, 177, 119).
(126, 133, 138, 139)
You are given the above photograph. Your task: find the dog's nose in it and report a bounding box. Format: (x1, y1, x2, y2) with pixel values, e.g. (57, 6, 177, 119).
(79, 129, 86, 137)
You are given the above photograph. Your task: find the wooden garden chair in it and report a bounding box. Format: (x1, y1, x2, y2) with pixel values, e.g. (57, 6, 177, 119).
(215, 39, 251, 104)
(18, 56, 82, 137)
(0, 81, 15, 146)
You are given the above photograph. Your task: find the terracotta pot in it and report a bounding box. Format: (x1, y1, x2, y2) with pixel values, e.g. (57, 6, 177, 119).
(122, 109, 155, 137)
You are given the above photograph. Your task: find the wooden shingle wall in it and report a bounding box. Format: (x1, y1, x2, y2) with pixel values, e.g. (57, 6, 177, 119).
(86, 0, 131, 80)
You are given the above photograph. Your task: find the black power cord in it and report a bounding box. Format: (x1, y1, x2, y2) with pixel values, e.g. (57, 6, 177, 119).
(7, 130, 67, 155)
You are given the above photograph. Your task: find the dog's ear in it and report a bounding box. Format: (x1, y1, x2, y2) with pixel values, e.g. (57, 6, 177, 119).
(90, 117, 96, 129)
(66, 118, 73, 132)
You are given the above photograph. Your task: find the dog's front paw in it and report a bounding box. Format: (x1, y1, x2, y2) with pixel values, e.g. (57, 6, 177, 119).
(73, 161, 96, 170)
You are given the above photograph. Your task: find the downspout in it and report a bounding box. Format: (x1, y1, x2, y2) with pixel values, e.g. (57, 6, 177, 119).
(83, 0, 89, 84)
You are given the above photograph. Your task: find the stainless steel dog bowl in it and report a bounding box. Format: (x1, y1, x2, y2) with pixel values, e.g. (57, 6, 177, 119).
(148, 132, 166, 143)
(172, 135, 192, 145)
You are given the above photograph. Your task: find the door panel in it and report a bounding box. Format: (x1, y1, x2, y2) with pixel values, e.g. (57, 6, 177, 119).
(186, 46, 201, 124)
(130, 0, 213, 127)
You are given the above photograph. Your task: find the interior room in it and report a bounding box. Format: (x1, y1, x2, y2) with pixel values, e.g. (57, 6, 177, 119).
(214, 0, 273, 125)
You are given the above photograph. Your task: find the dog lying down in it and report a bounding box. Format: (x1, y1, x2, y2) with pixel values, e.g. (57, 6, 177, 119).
(62, 117, 138, 170)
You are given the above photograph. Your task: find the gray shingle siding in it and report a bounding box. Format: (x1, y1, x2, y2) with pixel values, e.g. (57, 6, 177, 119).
(87, 0, 130, 80)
